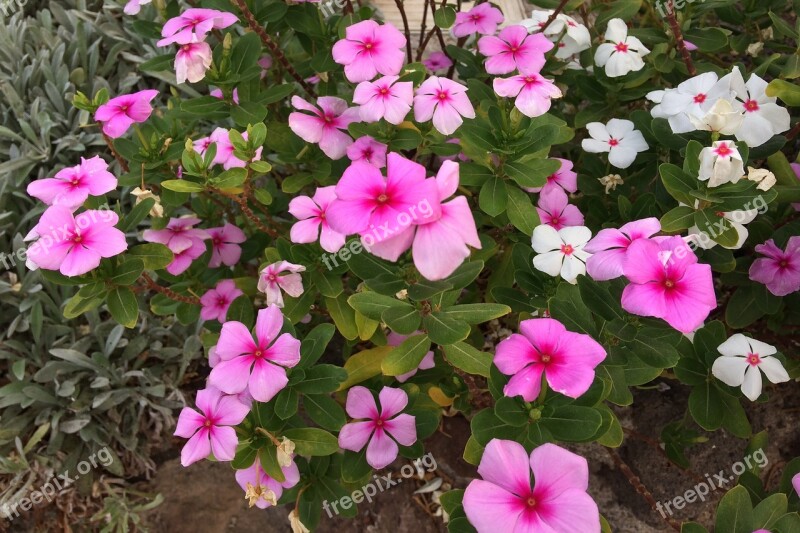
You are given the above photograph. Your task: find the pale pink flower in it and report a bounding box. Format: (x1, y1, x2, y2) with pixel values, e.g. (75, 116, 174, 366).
(463, 440, 600, 532)
(208, 128, 264, 170)
(414, 77, 476, 135)
(536, 187, 584, 230)
(622, 236, 717, 334)
(175, 39, 212, 84)
(25, 206, 127, 277)
(493, 68, 561, 117)
(200, 279, 243, 323)
(353, 76, 413, 125)
(584, 217, 661, 281)
(525, 158, 577, 194)
(452, 3, 504, 38)
(142, 216, 210, 275)
(288, 186, 346, 253)
(422, 51, 453, 73)
(174, 386, 250, 467)
(235, 459, 300, 509)
(478, 26, 554, 75)
(208, 305, 301, 402)
(699, 141, 745, 187)
(338, 386, 417, 469)
(387, 332, 435, 382)
(749, 237, 800, 297)
(157, 8, 238, 46)
(207, 223, 246, 268)
(27, 156, 116, 208)
(288, 96, 361, 159)
(257, 261, 306, 308)
(94, 90, 159, 138)
(332, 20, 407, 83)
(167, 237, 208, 275)
(210, 87, 240, 104)
(346, 136, 388, 167)
(495, 318, 606, 400)
(123, 0, 151, 15)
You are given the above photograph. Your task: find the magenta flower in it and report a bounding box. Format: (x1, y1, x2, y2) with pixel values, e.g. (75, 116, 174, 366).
(235, 459, 300, 509)
(353, 75, 413, 125)
(175, 39, 212, 84)
(167, 237, 208, 275)
(463, 440, 600, 532)
(174, 386, 250, 467)
(526, 158, 577, 194)
(338, 386, 417, 469)
(387, 332, 435, 382)
(495, 318, 606, 401)
(622, 236, 717, 334)
(346, 136, 388, 167)
(257, 261, 306, 308)
(25, 206, 127, 277)
(157, 8, 238, 46)
(208, 305, 301, 402)
(793, 473, 800, 497)
(94, 89, 159, 138)
(326, 153, 441, 237)
(478, 26, 554, 75)
(288, 96, 361, 160)
(143, 216, 209, 255)
(208, 128, 263, 169)
(210, 87, 240, 104)
(414, 77, 476, 135)
(332, 20, 406, 83)
(27, 156, 116, 208)
(422, 51, 453, 73)
(207, 223, 246, 268)
(536, 187, 584, 230)
(749, 237, 800, 296)
(493, 69, 562, 118)
(200, 279, 243, 323)
(584, 217, 661, 281)
(288, 186, 346, 253)
(452, 2, 504, 38)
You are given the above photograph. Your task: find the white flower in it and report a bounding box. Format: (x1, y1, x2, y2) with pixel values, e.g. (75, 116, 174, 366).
(582, 119, 649, 169)
(131, 187, 164, 218)
(658, 72, 734, 133)
(747, 166, 777, 191)
(687, 207, 758, 250)
(699, 141, 745, 188)
(689, 98, 744, 135)
(712, 334, 789, 401)
(727, 67, 791, 147)
(522, 11, 591, 59)
(531, 225, 592, 284)
(594, 19, 650, 77)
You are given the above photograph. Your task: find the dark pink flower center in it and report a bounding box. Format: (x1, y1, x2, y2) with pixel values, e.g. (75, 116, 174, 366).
(526, 497, 537, 508)
(746, 353, 761, 366)
(615, 42, 628, 53)
(437, 90, 450, 101)
(379, 87, 389, 95)
(744, 99, 759, 112)
(375, 418, 385, 427)
(779, 259, 788, 268)
(608, 138, 619, 147)
(715, 143, 732, 157)
(217, 297, 227, 307)
(524, 75, 538, 84)
(663, 278, 676, 289)
(471, 14, 482, 22)
(560, 244, 574, 255)
(539, 353, 552, 364)
(72, 235, 83, 244)
(363, 148, 373, 159)
(693, 93, 706, 103)
(268, 274, 277, 282)
(71, 178, 81, 186)
(254, 349, 263, 359)
(550, 217, 560, 226)
(203, 419, 213, 428)
(213, 237, 221, 245)
(377, 193, 389, 204)
(323, 114, 335, 124)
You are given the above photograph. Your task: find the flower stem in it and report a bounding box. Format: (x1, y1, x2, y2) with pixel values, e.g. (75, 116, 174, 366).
(665, 1, 697, 76)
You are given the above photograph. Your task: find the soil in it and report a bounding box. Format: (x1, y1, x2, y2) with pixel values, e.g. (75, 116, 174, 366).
(140, 379, 800, 533)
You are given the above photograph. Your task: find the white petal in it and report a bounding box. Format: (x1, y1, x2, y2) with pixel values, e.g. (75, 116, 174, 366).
(533, 250, 564, 277)
(758, 357, 790, 384)
(532, 224, 563, 253)
(711, 355, 748, 387)
(741, 365, 763, 401)
(559, 226, 592, 246)
(746, 337, 777, 357)
(586, 122, 610, 141)
(608, 146, 638, 169)
(560, 254, 586, 283)
(717, 333, 751, 357)
(604, 18, 629, 43)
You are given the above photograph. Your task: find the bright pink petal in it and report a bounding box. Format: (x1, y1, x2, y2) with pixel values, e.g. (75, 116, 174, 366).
(366, 427, 399, 469)
(247, 360, 288, 402)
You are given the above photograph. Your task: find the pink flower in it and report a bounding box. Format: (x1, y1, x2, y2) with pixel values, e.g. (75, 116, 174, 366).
(167, 237, 208, 275)
(353, 75, 413, 125)
(200, 279, 243, 323)
(288, 186, 346, 253)
(536, 187, 584, 230)
(463, 440, 600, 533)
(622, 236, 717, 334)
(749, 237, 800, 296)
(387, 332, 435, 382)
(526, 158, 577, 194)
(422, 51, 453, 73)
(257, 261, 306, 308)
(94, 89, 159, 138)
(208, 305, 301, 402)
(584, 217, 661, 281)
(25, 206, 127, 277)
(210, 87, 240, 104)
(208, 128, 264, 169)
(174, 386, 249, 467)
(27, 156, 116, 208)
(142, 216, 209, 275)
(157, 8, 238, 46)
(175, 39, 212, 84)
(235, 459, 300, 509)
(207, 223, 246, 268)
(793, 473, 800, 497)
(414, 77, 476, 135)
(123, 0, 151, 15)
(346, 136, 388, 167)
(493, 69, 561, 117)
(288, 96, 361, 160)
(495, 318, 606, 401)
(338, 386, 417, 469)
(452, 3, 504, 38)
(478, 26, 554, 75)
(332, 20, 406, 83)
(326, 153, 441, 237)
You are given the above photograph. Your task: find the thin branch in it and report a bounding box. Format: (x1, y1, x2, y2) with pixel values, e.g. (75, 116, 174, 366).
(428, 0, 450, 61)
(343, 0, 354, 15)
(542, 0, 570, 31)
(229, 0, 317, 97)
(141, 273, 200, 305)
(213, 187, 280, 238)
(665, 1, 696, 76)
(418, 0, 429, 50)
(102, 132, 129, 173)
(394, 0, 413, 63)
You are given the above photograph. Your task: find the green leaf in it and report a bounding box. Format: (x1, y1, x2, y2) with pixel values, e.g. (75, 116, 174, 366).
(160, 179, 205, 193)
(753, 493, 787, 529)
(548, 283, 597, 336)
(382, 334, 432, 376)
(326, 294, 358, 340)
(694, 209, 740, 248)
(715, 485, 754, 533)
(660, 163, 698, 205)
(470, 409, 524, 445)
(689, 382, 725, 431)
(434, 5, 457, 28)
(683, 28, 728, 52)
(338, 346, 393, 390)
(442, 304, 510, 324)
(661, 206, 697, 232)
(303, 394, 346, 431)
(541, 406, 603, 442)
(504, 159, 560, 189)
(382, 305, 422, 335)
(423, 313, 470, 345)
(119, 198, 155, 232)
(766, 79, 800, 106)
(293, 365, 347, 393)
(230, 32, 263, 76)
(505, 185, 539, 236)
(282, 428, 340, 456)
(298, 323, 336, 368)
(210, 168, 247, 189)
(479, 177, 508, 216)
(226, 295, 254, 328)
(442, 341, 491, 377)
(128, 243, 174, 270)
(348, 292, 407, 321)
(107, 287, 139, 328)
(577, 276, 623, 321)
(259, 445, 286, 483)
(110, 258, 144, 286)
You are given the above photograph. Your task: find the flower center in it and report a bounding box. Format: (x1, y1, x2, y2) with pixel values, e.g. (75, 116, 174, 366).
(540, 354, 551, 364)
(747, 353, 761, 366)
(363, 148, 373, 159)
(437, 90, 449, 101)
(615, 42, 628, 53)
(743, 99, 759, 112)
(377, 193, 389, 204)
(664, 279, 675, 289)
(323, 114, 334, 124)
(213, 237, 221, 245)
(550, 217, 560, 225)
(254, 350, 263, 358)
(379, 87, 389, 95)
(217, 298, 226, 307)
(510, 45, 519, 52)
(524, 75, 537, 84)
(72, 235, 83, 244)
(560, 244, 574, 255)
(364, 42, 373, 50)
(779, 259, 788, 268)
(71, 178, 80, 186)
(693, 93, 706, 103)
(526, 497, 537, 508)
(471, 14, 481, 21)
(715, 144, 732, 157)
(608, 138, 619, 147)
(268, 274, 277, 282)
(203, 419, 213, 428)
(376, 419, 384, 427)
